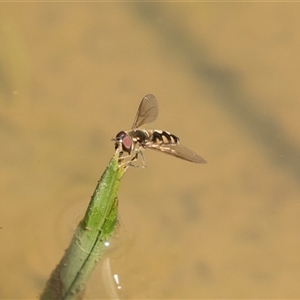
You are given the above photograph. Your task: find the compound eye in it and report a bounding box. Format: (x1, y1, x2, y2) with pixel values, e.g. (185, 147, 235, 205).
(115, 131, 126, 140)
(122, 135, 132, 152)
(114, 131, 132, 154)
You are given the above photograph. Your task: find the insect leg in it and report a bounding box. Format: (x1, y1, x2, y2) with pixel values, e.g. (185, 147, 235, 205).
(126, 149, 145, 168)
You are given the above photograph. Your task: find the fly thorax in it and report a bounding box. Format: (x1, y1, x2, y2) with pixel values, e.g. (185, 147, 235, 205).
(130, 130, 150, 145)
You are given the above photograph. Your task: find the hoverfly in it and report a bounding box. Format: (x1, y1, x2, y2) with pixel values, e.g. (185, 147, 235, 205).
(113, 94, 206, 167)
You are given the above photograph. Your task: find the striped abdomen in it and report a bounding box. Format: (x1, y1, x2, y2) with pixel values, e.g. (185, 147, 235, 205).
(150, 130, 180, 145)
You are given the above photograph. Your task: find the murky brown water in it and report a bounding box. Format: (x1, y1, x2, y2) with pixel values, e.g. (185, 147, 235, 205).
(1, 3, 300, 299)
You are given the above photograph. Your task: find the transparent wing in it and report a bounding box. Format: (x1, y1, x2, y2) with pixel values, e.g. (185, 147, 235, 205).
(132, 94, 159, 129)
(145, 142, 207, 164)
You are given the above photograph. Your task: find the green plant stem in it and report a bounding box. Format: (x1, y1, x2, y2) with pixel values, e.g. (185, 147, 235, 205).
(40, 154, 125, 300)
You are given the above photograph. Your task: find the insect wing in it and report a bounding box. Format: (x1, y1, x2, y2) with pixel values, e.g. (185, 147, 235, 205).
(132, 94, 159, 129)
(145, 142, 207, 164)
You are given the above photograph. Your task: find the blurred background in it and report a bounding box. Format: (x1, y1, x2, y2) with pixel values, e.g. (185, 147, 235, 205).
(1, 2, 300, 299)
